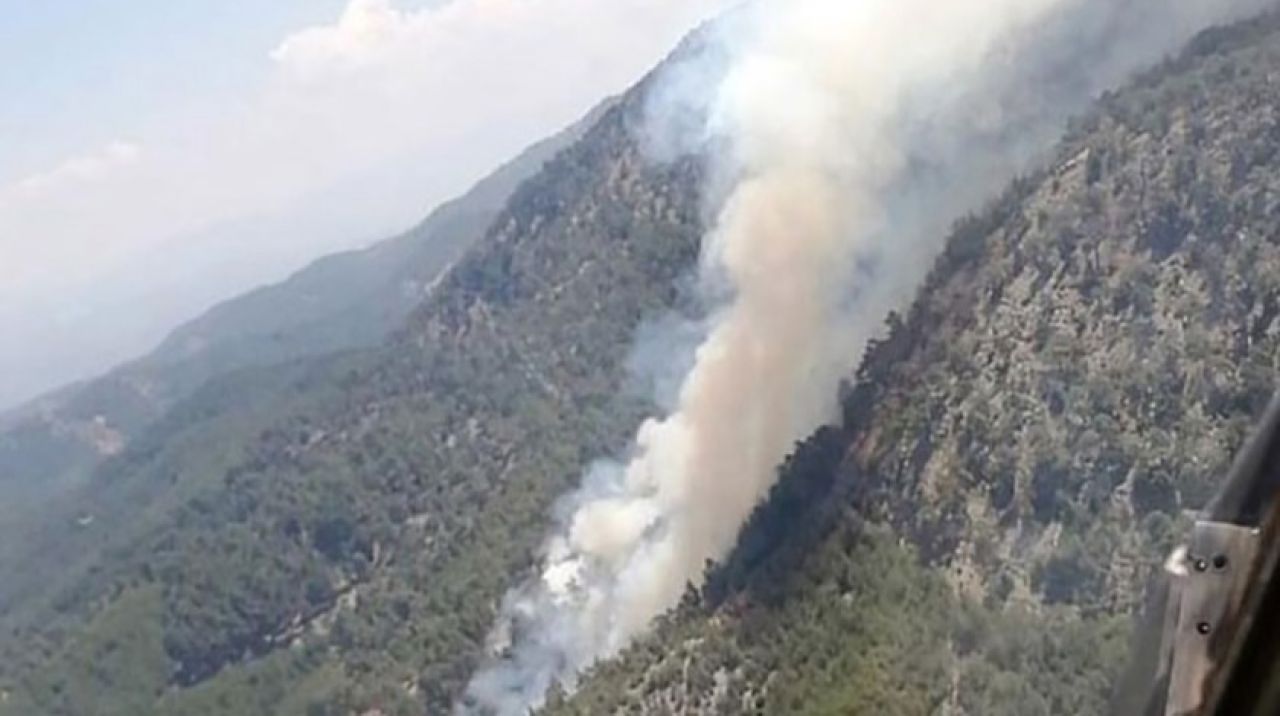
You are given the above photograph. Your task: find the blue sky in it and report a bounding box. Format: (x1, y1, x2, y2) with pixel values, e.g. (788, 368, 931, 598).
(0, 0, 729, 409)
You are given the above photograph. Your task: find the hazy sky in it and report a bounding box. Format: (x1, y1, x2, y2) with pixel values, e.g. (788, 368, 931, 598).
(0, 0, 730, 410)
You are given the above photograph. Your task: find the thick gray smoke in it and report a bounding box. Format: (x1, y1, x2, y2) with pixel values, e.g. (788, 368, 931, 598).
(461, 0, 1274, 713)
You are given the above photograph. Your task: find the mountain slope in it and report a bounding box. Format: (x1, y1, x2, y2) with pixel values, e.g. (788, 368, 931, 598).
(0, 52, 707, 715)
(548, 14, 1280, 716)
(0, 107, 600, 529)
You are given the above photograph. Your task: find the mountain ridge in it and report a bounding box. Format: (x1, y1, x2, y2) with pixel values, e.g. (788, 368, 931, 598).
(0, 100, 608, 536)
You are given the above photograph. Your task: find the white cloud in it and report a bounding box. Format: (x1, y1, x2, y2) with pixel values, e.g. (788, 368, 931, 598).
(272, 0, 727, 83)
(0, 0, 730, 409)
(4, 140, 142, 202)
(271, 0, 416, 76)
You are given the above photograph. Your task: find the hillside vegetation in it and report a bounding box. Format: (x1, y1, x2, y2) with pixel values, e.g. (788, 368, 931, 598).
(548, 13, 1280, 715)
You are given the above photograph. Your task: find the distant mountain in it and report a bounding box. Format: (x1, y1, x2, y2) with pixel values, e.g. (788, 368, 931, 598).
(0, 103, 604, 529)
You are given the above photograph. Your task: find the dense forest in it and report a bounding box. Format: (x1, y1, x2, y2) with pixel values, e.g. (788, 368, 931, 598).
(4, 8, 1280, 716)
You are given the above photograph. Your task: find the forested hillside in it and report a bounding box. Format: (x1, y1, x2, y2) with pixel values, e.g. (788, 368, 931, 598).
(0, 106, 598, 534)
(0, 56, 706, 714)
(548, 14, 1280, 715)
(6, 9, 1280, 716)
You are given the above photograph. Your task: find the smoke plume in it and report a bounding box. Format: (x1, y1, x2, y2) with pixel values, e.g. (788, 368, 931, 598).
(461, 0, 1274, 713)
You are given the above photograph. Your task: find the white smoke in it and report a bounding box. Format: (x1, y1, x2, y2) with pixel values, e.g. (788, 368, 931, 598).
(461, 0, 1275, 713)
